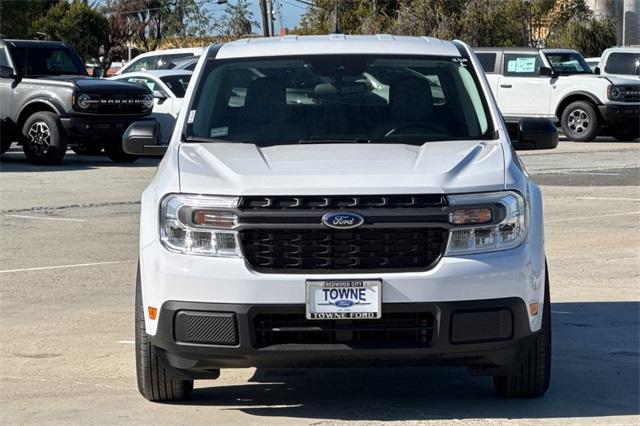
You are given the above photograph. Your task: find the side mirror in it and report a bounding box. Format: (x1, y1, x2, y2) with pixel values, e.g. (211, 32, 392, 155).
(122, 120, 167, 156)
(513, 118, 558, 150)
(153, 90, 167, 101)
(538, 66, 555, 77)
(594, 66, 601, 75)
(0, 65, 16, 79)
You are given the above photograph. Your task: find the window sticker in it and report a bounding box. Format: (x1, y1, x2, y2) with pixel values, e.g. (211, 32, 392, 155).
(210, 126, 229, 137)
(187, 110, 196, 123)
(515, 57, 536, 72)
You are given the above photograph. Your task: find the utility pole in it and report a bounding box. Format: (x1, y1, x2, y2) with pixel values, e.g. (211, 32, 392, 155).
(259, 0, 269, 37)
(332, 0, 341, 34)
(268, 0, 276, 37)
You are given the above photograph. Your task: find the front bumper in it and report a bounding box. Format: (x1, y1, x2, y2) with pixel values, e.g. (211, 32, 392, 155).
(598, 104, 640, 124)
(150, 298, 536, 379)
(60, 115, 149, 141)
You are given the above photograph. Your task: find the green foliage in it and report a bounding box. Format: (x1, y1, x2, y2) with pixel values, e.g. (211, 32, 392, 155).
(212, 0, 258, 37)
(296, 0, 617, 50)
(547, 17, 617, 57)
(0, 0, 57, 38)
(33, 0, 109, 61)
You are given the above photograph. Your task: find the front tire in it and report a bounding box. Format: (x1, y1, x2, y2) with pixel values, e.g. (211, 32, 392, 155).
(561, 101, 599, 142)
(493, 265, 551, 398)
(135, 266, 193, 402)
(21, 112, 67, 164)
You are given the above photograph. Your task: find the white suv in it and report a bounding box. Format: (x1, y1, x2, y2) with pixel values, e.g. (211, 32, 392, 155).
(596, 46, 640, 79)
(123, 35, 558, 402)
(475, 47, 640, 141)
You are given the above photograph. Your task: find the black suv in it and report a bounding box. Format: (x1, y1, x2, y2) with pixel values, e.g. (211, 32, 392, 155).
(0, 39, 153, 164)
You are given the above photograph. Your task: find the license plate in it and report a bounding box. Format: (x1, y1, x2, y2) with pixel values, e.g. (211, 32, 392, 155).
(306, 279, 382, 320)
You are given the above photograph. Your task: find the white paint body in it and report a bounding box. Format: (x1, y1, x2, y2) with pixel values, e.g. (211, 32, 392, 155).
(137, 35, 547, 337)
(597, 46, 640, 79)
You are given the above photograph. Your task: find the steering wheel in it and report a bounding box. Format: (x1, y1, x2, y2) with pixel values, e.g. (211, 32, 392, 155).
(384, 124, 442, 138)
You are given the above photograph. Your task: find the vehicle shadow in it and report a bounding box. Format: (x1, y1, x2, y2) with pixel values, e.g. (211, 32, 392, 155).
(185, 302, 639, 421)
(0, 149, 160, 172)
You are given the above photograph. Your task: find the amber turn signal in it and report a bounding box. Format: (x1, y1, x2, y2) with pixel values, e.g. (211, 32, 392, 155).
(148, 306, 158, 320)
(529, 302, 539, 316)
(450, 207, 492, 225)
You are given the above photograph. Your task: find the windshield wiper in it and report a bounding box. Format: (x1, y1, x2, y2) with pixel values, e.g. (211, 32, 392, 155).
(183, 136, 230, 143)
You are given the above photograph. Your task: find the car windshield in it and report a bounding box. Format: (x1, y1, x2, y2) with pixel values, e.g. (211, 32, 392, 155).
(161, 74, 191, 98)
(186, 55, 493, 146)
(604, 52, 640, 76)
(8, 46, 87, 77)
(546, 52, 592, 75)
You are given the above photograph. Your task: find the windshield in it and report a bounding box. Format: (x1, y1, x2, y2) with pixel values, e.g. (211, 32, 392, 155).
(604, 52, 640, 76)
(8, 46, 87, 77)
(546, 52, 592, 75)
(161, 74, 191, 98)
(186, 55, 493, 146)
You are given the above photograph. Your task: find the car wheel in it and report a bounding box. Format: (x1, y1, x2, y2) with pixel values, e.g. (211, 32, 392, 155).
(71, 142, 103, 156)
(105, 144, 138, 163)
(561, 101, 599, 142)
(135, 265, 194, 402)
(493, 263, 551, 398)
(21, 112, 67, 164)
(0, 137, 11, 155)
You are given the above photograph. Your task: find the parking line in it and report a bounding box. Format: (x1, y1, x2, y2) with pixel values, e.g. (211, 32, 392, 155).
(116, 340, 135, 344)
(6, 214, 87, 222)
(547, 211, 640, 223)
(559, 171, 620, 176)
(0, 260, 136, 274)
(575, 196, 640, 202)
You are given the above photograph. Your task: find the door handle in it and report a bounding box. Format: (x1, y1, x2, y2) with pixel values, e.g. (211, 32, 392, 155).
(500, 84, 512, 88)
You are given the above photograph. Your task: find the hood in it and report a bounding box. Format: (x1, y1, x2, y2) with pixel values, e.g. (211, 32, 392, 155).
(178, 140, 505, 195)
(31, 75, 151, 94)
(561, 74, 640, 85)
(603, 74, 640, 85)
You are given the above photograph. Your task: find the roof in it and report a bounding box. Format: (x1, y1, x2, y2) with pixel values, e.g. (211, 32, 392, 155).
(132, 47, 204, 59)
(215, 35, 461, 59)
(474, 47, 580, 54)
(1, 39, 70, 49)
(603, 46, 640, 53)
(111, 70, 192, 79)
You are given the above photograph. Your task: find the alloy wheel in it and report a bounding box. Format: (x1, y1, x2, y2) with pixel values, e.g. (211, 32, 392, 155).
(567, 109, 590, 135)
(27, 121, 52, 155)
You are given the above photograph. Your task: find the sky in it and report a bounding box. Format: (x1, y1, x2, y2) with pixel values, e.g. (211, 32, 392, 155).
(205, 0, 307, 33)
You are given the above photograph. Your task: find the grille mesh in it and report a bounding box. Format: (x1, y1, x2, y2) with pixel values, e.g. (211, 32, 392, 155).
(240, 194, 446, 210)
(240, 227, 447, 273)
(174, 311, 238, 345)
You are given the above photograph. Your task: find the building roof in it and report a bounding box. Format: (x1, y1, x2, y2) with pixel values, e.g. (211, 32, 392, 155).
(215, 34, 461, 59)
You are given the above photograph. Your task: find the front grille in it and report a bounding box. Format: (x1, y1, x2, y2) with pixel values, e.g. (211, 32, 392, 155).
(88, 94, 149, 114)
(254, 312, 435, 348)
(620, 86, 640, 102)
(240, 194, 447, 210)
(240, 227, 448, 273)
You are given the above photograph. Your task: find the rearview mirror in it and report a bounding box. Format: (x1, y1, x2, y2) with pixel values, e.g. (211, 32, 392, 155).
(0, 65, 16, 79)
(122, 120, 167, 156)
(513, 118, 558, 150)
(538, 66, 555, 77)
(153, 90, 167, 100)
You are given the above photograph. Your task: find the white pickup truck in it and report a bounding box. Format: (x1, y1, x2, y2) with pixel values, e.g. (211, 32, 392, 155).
(475, 47, 640, 141)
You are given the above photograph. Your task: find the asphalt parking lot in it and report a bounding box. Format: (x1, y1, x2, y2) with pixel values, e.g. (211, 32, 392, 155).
(0, 139, 638, 425)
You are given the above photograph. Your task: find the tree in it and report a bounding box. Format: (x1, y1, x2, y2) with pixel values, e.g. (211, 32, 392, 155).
(0, 0, 57, 38)
(547, 17, 616, 56)
(33, 0, 109, 61)
(212, 0, 257, 37)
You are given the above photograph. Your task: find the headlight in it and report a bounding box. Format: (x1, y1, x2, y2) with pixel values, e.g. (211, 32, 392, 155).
(445, 191, 527, 255)
(608, 85, 621, 100)
(76, 93, 92, 109)
(160, 194, 242, 257)
(142, 93, 154, 109)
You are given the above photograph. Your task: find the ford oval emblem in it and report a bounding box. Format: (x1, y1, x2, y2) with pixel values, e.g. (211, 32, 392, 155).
(335, 300, 354, 308)
(321, 212, 365, 230)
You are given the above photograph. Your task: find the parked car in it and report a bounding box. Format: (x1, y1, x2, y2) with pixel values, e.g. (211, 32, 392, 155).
(123, 34, 558, 402)
(475, 47, 640, 141)
(0, 39, 153, 163)
(596, 46, 640, 78)
(168, 56, 199, 71)
(110, 70, 192, 144)
(116, 47, 203, 75)
(584, 56, 601, 72)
